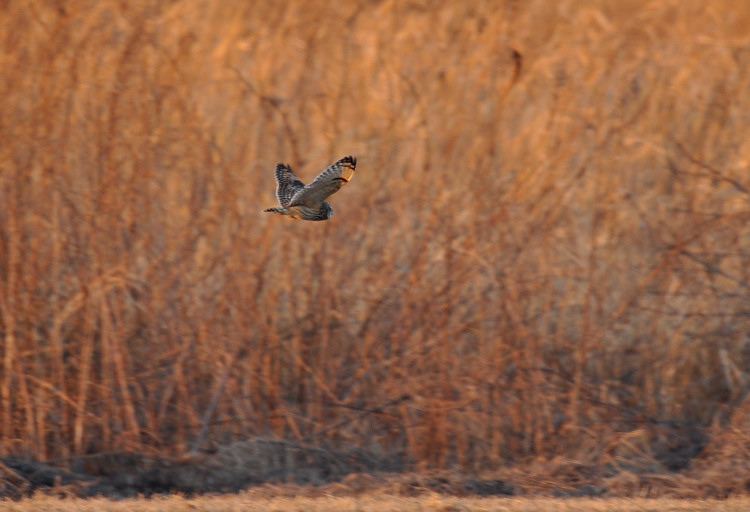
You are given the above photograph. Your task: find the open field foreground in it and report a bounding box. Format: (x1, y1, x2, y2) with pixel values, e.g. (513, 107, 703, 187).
(4, 495, 750, 512)
(2, 0, 750, 500)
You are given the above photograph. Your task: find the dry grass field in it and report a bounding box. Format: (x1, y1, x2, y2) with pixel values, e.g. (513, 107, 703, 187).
(1, 0, 750, 500)
(5, 494, 750, 512)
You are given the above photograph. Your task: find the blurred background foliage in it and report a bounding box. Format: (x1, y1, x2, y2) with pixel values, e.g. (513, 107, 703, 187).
(0, 0, 749, 483)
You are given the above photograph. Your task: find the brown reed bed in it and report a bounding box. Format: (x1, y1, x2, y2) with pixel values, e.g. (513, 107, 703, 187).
(1, 0, 749, 498)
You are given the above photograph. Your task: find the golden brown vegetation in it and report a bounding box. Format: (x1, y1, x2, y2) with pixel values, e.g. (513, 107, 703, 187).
(5, 494, 750, 512)
(1, 0, 750, 498)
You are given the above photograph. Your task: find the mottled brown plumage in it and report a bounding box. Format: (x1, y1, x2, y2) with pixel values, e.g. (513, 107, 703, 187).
(263, 156, 356, 221)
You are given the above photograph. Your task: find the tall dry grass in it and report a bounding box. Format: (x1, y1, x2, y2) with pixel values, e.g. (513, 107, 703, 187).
(1, 0, 749, 479)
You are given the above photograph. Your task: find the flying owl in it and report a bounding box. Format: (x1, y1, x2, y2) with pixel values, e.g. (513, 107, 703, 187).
(263, 156, 357, 221)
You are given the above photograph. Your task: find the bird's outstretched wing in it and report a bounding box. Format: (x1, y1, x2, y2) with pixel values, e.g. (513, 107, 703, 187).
(274, 163, 306, 207)
(290, 156, 357, 206)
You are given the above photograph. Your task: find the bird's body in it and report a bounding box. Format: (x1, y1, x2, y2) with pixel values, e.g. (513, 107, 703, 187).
(265, 202, 334, 221)
(263, 156, 356, 221)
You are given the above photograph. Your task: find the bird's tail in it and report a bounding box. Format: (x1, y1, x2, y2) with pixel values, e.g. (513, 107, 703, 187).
(263, 207, 280, 213)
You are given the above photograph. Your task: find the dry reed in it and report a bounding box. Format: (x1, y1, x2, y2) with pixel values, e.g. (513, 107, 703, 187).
(0, 0, 749, 494)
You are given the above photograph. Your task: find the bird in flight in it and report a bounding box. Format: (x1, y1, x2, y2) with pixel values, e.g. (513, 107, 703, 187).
(263, 156, 356, 221)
